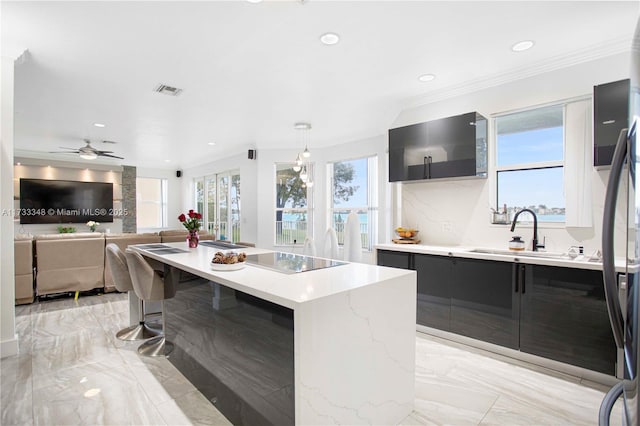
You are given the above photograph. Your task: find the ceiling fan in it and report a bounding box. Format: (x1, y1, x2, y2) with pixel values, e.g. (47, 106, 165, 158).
(50, 139, 124, 160)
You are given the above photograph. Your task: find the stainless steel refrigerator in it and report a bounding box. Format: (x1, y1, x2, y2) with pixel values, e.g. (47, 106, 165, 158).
(600, 17, 640, 426)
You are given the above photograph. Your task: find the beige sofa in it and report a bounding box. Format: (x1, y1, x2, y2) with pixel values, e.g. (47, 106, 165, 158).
(159, 229, 215, 243)
(35, 232, 106, 296)
(104, 233, 161, 292)
(14, 236, 34, 305)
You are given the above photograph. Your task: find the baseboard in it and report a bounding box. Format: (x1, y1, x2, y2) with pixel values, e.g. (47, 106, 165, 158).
(417, 325, 618, 387)
(1, 334, 18, 358)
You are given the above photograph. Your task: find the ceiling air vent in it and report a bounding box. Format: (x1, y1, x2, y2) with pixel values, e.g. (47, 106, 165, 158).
(153, 84, 183, 96)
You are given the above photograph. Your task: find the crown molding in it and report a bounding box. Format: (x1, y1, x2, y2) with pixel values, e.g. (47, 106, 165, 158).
(403, 36, 633, 109)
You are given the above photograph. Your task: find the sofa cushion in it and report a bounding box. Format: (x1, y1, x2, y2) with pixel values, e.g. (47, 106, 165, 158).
(159, 229, 215, 243)
(14, 239, 34, 305)
(35, 232, 104, 240)
(35, 237, 105, 295)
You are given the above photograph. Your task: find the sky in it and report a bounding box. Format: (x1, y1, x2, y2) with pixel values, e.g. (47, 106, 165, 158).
(496, 126, 565, 209)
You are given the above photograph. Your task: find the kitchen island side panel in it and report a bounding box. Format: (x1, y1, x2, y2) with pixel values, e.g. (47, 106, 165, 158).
(294, 270, 416, 425)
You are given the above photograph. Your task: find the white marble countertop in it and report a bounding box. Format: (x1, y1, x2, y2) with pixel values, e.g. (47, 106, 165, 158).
(129, 242, 416, 309)
(375, 243, 630, 273)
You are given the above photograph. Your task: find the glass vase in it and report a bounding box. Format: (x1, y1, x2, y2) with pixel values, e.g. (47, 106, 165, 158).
(188, 230, 199, 248)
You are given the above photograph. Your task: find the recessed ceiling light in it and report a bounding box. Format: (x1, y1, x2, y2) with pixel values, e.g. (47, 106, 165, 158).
(16, 162, 21, 166)
(320, 32, 340, 45)
(418, 74, 436, 82)
(208, 142, 216, 146)
(511, 40, 535, 52)
(247, 0, 262, 3)
(164, 159, 170, 163)
(93, 123, 105, 128)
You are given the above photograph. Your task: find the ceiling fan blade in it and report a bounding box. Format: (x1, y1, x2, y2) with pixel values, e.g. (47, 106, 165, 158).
(95, 150, 114, 154)
(49, 150, 80, 154)
(59, 146, 80, 150)
(98, 153, 124, 159)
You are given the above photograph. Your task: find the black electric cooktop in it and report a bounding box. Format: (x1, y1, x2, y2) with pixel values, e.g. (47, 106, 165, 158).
(245, 252, 346, 274)
(199, 240, 244, 250)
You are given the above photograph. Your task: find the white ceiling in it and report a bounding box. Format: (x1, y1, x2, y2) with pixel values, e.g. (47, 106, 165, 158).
(3, 1, 639, 169)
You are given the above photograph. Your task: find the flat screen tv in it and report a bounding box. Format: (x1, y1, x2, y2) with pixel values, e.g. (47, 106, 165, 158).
(19, 179, 114, 224)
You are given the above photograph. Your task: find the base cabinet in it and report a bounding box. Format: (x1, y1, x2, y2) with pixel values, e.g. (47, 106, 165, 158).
(451, 258, 518, 349)
(520, 265, 616, 375)
(414, 254, 453, 331)
(377, 250, 617, 375)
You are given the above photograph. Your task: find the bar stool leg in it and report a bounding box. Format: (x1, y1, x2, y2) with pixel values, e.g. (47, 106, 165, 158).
(137, 300, 174, 357)
(116, 296, 162, 341)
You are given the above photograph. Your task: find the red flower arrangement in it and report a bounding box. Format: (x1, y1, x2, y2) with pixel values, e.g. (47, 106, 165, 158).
(178, 209, 202, 231)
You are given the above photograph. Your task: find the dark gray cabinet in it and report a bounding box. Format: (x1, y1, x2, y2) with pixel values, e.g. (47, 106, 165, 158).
(377, 249, 617, 374)
(414, 254, 453, 331)
(594, 78, 630, 167)
(377, 249, 411, 269)
(388, 112, 487, 182)
(450, 257, 518, 349)
(520, 265, 616, 375)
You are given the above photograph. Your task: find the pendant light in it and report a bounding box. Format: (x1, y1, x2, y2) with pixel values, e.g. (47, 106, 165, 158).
(294, 122, 312, 160)
(293, 154, 302, 172)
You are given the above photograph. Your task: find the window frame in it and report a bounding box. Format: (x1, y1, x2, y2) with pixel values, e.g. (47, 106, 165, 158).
(194, 170, 241, 241)
(327, 155, 378, 252)
(274, 162, 314, 246)
(493, 102, 566, 226)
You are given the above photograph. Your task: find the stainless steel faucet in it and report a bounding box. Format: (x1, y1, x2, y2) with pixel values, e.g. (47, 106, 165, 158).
(510, 208, 545, 251)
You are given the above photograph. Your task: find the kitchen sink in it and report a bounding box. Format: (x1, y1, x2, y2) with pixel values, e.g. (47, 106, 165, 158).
(468, 248, 572, 259)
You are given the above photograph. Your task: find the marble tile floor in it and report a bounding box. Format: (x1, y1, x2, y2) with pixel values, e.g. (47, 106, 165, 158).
(0, 292, 624, 425)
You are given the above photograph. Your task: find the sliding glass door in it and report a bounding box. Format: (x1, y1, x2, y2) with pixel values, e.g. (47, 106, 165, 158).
(196, 170, 241, 242)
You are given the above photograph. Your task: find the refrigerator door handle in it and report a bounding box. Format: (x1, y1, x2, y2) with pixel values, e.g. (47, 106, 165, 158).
(598, 381, 624, 426)
(602, 127, 629, 350)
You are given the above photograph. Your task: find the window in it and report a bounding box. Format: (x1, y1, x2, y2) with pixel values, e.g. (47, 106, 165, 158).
(328, 156, 378, 250)
(496, 104, 565, 223)
(137, 177, 168, 229)
(275, 163, 312, 245)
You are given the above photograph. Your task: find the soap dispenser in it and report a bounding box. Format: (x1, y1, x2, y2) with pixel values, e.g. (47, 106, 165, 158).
(509, 236, 525, 251)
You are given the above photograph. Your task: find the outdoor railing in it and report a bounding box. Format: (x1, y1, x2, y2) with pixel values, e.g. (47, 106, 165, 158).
(274, 220, 370, 249)
(206, 221, 241, 242)
(275, 220, 308, 245)
(333, 222, 369, 249)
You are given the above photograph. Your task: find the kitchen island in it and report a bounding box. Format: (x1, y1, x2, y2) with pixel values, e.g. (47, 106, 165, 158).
(129, 242, 417, 425)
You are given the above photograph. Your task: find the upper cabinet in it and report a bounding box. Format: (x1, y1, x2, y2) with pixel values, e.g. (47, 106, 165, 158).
(388, 112, 488, 182)
(593, 78, 630, 167)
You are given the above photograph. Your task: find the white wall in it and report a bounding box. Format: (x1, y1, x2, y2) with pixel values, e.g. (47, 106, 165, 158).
(182, 137, 389, 264)
(13, 159, 124, 235)
(179, 52, 632, 263)
(1, 55, 18, 357)
(181, 153, 258, 244)
(393, 52, 631, 255)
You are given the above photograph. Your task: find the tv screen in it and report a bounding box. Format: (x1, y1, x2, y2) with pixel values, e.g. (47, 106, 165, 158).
(19, 179, 114, 224)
